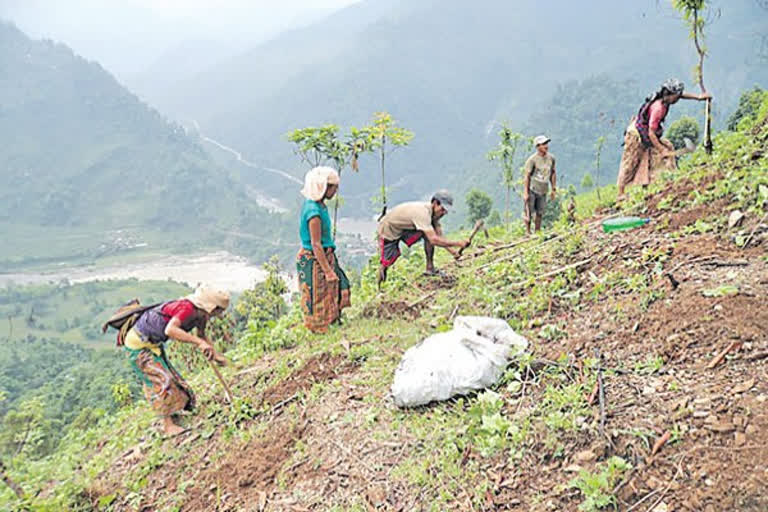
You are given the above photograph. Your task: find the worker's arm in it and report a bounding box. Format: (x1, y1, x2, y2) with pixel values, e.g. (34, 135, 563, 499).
(165, 316, 217, 360)
(523, 158, 532, 200)
(434, 224, 460, 259)
(194, 316, 228, 366)
(681, 91, 711, 101)
(550, 160, 557, 200)
(309, 216, 337, 282)
(648, 130, 674, 158)
(423, 228, 468, 249)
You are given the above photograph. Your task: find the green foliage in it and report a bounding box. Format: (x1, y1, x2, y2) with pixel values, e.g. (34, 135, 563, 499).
(727, 86, 765, 130)
(569, 456, 631, 511)
(0, 397, 54, 459)
(633, 355, 665, 374)
(487, 125, 526, 226)
(366, 112, 414, 211)
(233, 257, 288, 329)
(581, 173, 594, 190)
(486, 210, 502, 227)
(465, 189, 493, 224)
(540, 379, 590, 431)
(593, 135, 606, 198)
(466, 391, 523, 457)
(287, 124, 345, 167)
(666, 116, 701, 149)
(542, 193, 565, 230)
(701, 285, 739, 297)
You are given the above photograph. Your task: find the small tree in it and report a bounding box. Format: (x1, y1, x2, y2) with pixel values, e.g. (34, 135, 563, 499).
(487, 124, 525, 227)
(727, 86, 765, 130)
(581, 173, 594, 191)
(366, 112, 414, 218)
(666, 116, 701, 149)
(673, 0, 717, 153)
(287, 124, 342, 167)
(466, 189, 493, 224)
(287, 125, 374, 237)
(234, 256, 287, 328)
(486, 210, 502, 227)
(593, 135, 605, 200)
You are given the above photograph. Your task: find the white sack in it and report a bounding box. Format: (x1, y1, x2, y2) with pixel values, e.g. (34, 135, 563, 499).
(391, 316, 528, 408)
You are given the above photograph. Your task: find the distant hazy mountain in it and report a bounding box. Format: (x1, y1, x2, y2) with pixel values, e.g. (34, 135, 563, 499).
(121, 7, 341, 107)
(146, 0, 767, 213)
(0, 22, 291, 267)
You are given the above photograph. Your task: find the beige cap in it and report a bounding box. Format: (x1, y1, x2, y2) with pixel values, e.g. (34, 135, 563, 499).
(187, 285, 230, 314)
(534, 135, 551, 146)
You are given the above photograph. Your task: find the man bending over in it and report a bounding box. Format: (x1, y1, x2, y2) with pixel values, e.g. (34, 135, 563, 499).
(377, 190, 469, 286)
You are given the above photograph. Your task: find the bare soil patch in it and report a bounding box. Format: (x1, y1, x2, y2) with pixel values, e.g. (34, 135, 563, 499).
(261, 352, 356, 406)
(362, 300, 422, 320)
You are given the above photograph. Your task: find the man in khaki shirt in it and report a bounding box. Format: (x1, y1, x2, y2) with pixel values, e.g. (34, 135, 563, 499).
(523, 135, 557, 235)
(377, 190, 469, 286)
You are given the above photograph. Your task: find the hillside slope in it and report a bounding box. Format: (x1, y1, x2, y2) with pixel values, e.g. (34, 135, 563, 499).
(4, 95, 767, 511)
(0, 22, 292, 267)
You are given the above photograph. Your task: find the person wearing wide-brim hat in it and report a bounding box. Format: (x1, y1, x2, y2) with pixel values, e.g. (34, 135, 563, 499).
(123, 285, 230, 435)
(617, 78, 711, 200)
(523, 135, 557, 235)
(376, 190, 470, 286)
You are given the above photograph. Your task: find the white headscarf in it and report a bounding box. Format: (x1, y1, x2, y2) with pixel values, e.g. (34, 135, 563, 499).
(301, 166, 340, 201)
(186, 285, 230, 314)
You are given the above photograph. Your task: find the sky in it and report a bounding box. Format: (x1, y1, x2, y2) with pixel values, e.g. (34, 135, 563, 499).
(0, 0, 362, 75)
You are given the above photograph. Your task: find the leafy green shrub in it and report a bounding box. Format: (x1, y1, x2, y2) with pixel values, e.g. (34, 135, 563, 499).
(465, 188, 493, 224)
(666, 115, 700, 149)
(466, 391, 519, 457)
(486, 209, 502, 227)
(569, 456, 631, 511)
(727, 86, 765, 131)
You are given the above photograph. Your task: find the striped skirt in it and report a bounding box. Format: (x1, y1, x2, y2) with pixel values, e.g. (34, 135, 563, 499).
(296, 248, 351, 333)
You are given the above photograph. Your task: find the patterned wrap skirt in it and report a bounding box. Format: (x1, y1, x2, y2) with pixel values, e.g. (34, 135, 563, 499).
(617, 118, 677, 189)
(296, 248, 351, 333)
(124, 328, 195, 416)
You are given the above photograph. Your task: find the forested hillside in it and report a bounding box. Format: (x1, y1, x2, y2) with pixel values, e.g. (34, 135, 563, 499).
(0, 22, 292, 267)
(141, 0, 768, 212)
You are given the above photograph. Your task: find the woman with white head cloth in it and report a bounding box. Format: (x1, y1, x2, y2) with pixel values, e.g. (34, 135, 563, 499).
(297, 166, 351, 332)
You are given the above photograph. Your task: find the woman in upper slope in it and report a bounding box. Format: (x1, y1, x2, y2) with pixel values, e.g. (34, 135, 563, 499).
(124, 286, 229, 435)
(297, 166, 351, 333)
(616, 79, 711, 200)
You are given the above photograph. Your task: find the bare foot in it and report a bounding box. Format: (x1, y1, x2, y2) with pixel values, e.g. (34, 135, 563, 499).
(163, 418, 188, 437)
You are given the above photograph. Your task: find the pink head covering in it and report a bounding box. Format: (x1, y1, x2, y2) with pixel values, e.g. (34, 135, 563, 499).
(301, 166, 340, 201)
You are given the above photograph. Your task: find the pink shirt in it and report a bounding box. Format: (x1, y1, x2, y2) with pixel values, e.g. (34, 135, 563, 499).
(161, 299, 198, 330)
(648, 99, 668, 132)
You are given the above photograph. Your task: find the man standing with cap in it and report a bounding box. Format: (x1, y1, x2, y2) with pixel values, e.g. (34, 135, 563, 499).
(377, 190, 470, 286)
(523, 135, 557, 235)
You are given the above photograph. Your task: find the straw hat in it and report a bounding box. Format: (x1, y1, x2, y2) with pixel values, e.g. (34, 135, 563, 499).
(187, 285, 230, 314)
